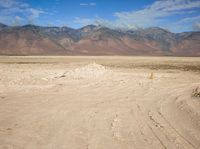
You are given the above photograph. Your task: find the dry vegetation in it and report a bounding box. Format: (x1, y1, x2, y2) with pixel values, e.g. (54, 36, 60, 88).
(192, 86, 200, 97)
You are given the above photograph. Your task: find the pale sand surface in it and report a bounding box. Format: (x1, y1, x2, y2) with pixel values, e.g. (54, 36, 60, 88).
(0, 56, 200, 149)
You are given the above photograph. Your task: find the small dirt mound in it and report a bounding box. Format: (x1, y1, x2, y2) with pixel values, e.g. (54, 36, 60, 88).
(63, 63, 110, 79)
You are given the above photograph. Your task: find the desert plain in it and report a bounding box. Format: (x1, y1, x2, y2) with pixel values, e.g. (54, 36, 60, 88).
(0, 56, 200, 149)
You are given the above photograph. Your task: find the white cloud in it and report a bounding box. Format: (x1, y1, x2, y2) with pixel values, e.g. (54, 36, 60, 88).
(94, 18, 139, 30)
(74, 17, 94, 26)
(91, 0, 200, 32)
(74, 16, 139, 30)
(114, 0, 200, 28)
(28, 8, 45, 24)
(193, 22, 200, 31)
(80, 3, 88, 6)
(0, 0, 46, 24)
(163, 16, 200, 32)
(0, 0, 18, 8)
(174, 16, 200, 24)
(90, 3, 96, 6)
(12, 15, 23, 26)
(15, 16, 22, 20)
(80, 3, 96, 6)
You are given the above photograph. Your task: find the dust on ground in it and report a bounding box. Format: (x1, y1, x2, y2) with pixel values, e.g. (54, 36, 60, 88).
(0, 56, 200, 149)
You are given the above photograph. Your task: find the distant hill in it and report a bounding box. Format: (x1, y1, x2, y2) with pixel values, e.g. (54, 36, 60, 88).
(0, 23, 199, 56)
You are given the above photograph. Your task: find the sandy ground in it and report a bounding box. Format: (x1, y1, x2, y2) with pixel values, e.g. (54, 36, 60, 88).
(0, 56, 200, 149)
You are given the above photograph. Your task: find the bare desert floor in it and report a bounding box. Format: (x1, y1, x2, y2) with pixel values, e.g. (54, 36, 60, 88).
(0, 56, 200, 149)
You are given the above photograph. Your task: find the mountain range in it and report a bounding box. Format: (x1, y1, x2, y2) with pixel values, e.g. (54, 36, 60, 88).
(0, 23, 199, 56)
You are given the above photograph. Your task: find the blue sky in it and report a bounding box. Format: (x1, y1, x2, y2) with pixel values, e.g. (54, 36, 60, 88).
(0, 0, 200, 32)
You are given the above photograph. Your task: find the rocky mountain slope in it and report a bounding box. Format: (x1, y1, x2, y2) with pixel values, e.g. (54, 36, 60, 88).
(0, 23, 199, 56)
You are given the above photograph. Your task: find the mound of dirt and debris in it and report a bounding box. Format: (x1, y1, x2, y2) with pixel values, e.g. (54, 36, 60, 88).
(59, 63, 111, 79)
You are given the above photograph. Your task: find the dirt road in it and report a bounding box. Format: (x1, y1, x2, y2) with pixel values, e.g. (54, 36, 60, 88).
(0, 57, 200, 149)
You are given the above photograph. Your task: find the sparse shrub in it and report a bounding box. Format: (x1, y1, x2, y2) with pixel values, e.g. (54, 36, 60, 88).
(149, 72, 154, 80)
(192, 86, 200, 97)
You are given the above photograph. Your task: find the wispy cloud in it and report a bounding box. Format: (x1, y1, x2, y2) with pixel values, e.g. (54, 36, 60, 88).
(193, 22, 200, 31)
(113, 0, 200, 27)
(74, 17, 94, 26)
(163, 15, 200, 32)
(12, 15, 23, 26)
(0, 0, 19, 8)
(73, 16, 139, 30)
(94, 18, 139, 30)
(88, 0, 200, 32)
(80, 3, 96, 6)
(0, 0, 46, 25)
(171, 16, 200, 25)
(28, 8, 45, 24)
